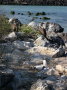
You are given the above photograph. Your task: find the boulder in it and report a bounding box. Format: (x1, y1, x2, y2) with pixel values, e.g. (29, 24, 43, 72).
(28, 21, 38, 29)
(38, 22, 64, 33)
(56, 65, 67, 74)
(46, 35, 65, 48)
(0, 43, 14, 54)
(53, 75, 67, 90)
(12, 40, 33, 50)
(56, 65, 64, 74)
(34, 35, 65, 48)
(58, 32, 67, 42)
(2, 49, 27, 65)
(27, 46, 65, 58)
(0, 69, 14, 89)
(30, 79, 49, 90)
(34, 35, 48, 47)
(13, 70, 37, 90)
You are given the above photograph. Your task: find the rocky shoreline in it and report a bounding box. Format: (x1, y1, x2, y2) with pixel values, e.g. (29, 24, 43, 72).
(0, 18, 67, 90)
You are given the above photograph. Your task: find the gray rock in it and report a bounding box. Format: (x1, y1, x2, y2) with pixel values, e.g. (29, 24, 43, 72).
(30, 79, 49, 90)
(53, 75, 67, 90)
(38, 22, 64, 33)
(46, 68, 55, 75)
(45, 75, 57, 82)
(13, 71, 36, 90)
(36, 68, 49, 78)
(2, 49, 25, 65)
(34, 35, 65, 49)
(0, 43, 14, 54)
(46, 35, 65, 48)
(12, 40, 33, 50)
(0, 69, 14, 88)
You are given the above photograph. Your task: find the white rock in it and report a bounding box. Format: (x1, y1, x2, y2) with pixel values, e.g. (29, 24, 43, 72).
(8, 32, 17, 38)
(34, 60, 47, 70)
(28, 21, 38, 28)
(64, 68, 67, 73)
(34, 65, 44, 70)
(65, 42, 67, 47)
(4, 32, 25, 41)
(43, 60, 47, 67)
(4, 32, 17, 41)
(9, 18, 13, 23)
(56, 65, 64, 73)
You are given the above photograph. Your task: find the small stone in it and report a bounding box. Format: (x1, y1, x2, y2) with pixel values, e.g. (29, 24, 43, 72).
(54, 70, 60, 75)
(30, 79, 49, 90)
(46, 68, 55, 75)
(34, 65, 44, 70)
(64, 68, 67, 73)
(56, 65, 64, 73)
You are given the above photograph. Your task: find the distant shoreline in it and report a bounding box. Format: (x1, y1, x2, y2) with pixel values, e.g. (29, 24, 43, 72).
(0, 4, 67, 6)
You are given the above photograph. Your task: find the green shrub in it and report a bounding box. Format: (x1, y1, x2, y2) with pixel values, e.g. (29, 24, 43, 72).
(20, 25, 39, 39)
(10, 11, 15, 15)
(0, 15, 11, 39)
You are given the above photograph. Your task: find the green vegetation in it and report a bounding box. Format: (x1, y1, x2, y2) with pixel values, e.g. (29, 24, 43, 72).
(35, 12, 46, 16)
(40, 17, 50, 20)
(10, 11, 15, 15)
(20, 25, 40, 39)
(0, 15, 11, 39)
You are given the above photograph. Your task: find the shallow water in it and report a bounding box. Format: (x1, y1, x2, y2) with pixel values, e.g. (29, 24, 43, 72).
(0, 5, 67, 32)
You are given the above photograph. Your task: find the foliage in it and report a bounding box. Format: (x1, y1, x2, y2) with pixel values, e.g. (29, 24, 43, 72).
(20, 25, 40, 39)
(0, 15, 11, 38)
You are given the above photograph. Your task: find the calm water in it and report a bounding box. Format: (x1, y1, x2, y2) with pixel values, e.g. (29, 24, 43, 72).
(0, 5, 67, 32)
